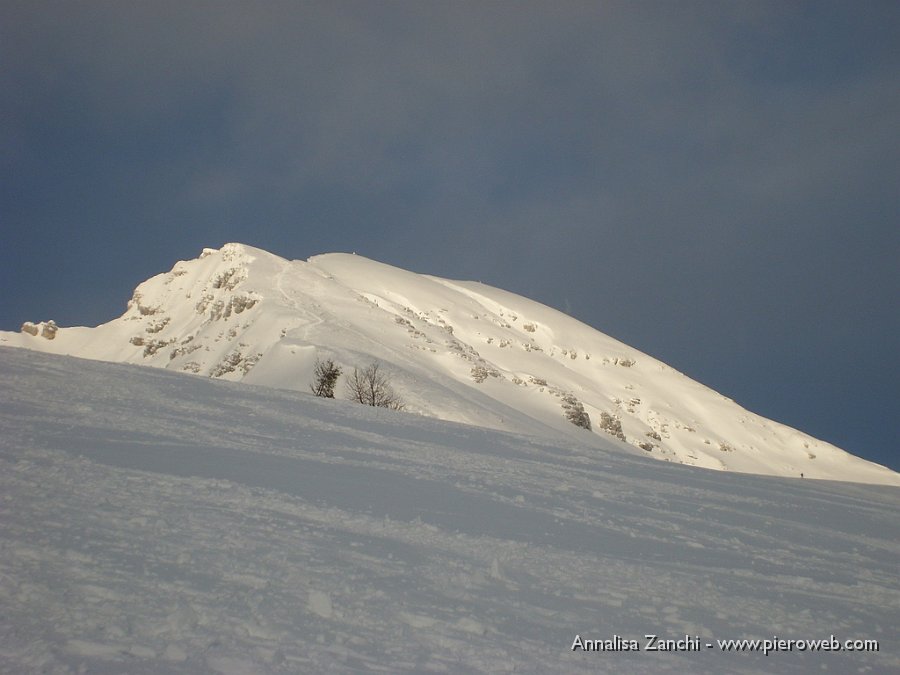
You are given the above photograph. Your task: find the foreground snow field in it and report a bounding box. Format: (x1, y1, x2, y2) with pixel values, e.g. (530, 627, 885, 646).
(1, 347, 898, 674)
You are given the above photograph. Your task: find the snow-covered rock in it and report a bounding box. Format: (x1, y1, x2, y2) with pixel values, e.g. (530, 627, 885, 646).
(2, 242, 896, 485)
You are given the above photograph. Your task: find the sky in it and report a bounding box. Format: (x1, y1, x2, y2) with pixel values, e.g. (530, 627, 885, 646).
(2, 1, 898, 471)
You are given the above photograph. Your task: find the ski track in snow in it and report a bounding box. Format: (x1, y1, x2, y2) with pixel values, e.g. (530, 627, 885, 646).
(1, 347, 898, 674)
(274, 262, 325, 339)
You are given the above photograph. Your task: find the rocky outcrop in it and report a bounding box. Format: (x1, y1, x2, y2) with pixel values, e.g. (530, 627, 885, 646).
(20, 321, 58, 340)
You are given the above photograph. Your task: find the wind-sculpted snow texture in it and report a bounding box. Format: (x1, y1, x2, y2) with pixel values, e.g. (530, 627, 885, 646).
(1, 242, 897, 484)
(1, 348, 898, 674)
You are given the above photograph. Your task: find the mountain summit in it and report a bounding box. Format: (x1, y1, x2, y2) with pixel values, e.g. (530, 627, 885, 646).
(3, 242, 896, 485)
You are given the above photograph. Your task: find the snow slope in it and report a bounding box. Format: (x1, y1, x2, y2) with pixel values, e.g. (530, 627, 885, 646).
(2, 242, 896, 485)
(1, 347, 898, 674)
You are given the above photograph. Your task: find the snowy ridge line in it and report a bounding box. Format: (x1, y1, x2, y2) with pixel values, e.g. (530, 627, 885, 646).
(1, 347, 899, 674)
(2, 242, 897, 485)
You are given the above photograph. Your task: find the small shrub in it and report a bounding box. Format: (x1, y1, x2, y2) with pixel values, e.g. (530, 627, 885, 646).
(310, 358, 342, 398)
(598, 412, 626, 442)
(471, 364, 500, 383)
(561, 394, 591, 430)
(346, 363, 405, 410)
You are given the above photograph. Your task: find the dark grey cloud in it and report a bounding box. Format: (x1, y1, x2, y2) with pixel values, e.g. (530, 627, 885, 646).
(2, 1, 898, 467)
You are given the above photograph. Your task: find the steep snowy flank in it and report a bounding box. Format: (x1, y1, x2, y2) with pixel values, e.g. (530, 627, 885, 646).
(1, 347, 898, 674)
(2, 242, 896, 485)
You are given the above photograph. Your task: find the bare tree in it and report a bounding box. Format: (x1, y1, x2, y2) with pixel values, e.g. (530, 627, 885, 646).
(310, 358, 342, 398)
(345, 362, 405, 410)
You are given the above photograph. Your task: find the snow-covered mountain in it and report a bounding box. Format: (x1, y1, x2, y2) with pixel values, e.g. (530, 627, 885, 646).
(2, 242, 896, 485)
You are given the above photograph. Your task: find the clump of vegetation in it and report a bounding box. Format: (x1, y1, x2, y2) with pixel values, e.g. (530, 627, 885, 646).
(210, 351, 261, 377)
(346, 363, 405, 410)
(310, 358, 342, 399)
(561, 394, 591, 430)
(598, 412, 626, 442)
(471, 365, 501, 383)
